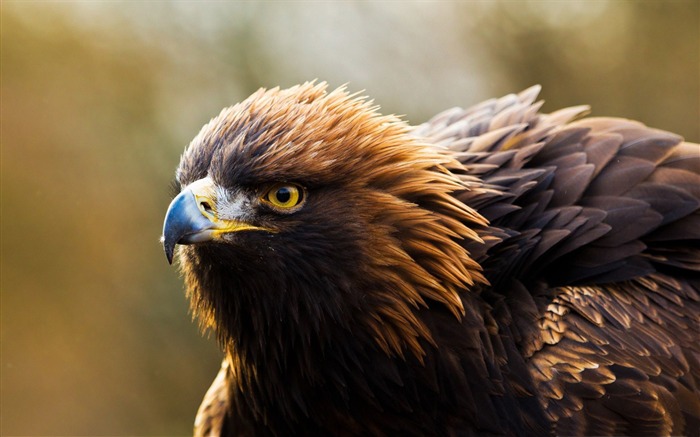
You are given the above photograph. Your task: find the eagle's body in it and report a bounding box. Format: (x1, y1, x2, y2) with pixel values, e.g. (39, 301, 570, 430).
(162, 83, 700, 436)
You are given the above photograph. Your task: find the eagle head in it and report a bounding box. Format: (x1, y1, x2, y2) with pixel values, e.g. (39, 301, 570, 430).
(162, 82, 486, 362)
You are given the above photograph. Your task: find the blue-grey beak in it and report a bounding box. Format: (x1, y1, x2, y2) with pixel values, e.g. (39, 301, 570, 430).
(162, 177, 274, 264)
(162, 186, 218, 264)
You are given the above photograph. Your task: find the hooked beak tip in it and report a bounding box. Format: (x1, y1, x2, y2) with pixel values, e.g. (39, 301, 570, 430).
(161, 232, 177, 265)
(163, 239, 175, 265)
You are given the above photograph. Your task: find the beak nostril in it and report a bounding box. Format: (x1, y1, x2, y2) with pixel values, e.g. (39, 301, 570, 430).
(200, 201, 214, 213)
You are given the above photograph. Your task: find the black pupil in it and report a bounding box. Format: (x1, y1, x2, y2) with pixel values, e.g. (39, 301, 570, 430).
(275, 187, 292, 203)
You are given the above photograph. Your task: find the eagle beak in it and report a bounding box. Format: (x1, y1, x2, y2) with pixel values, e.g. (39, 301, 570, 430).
(161, 177, 267, 264)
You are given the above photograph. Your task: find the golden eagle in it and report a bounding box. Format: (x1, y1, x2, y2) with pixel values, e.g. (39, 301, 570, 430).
(162, 83, 700, 436)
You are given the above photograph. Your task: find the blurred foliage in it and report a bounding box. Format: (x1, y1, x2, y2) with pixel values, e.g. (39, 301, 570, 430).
(1, 1, 697, 435)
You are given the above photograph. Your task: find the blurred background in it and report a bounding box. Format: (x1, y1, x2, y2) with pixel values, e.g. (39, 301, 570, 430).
(2, 1, 698, 435)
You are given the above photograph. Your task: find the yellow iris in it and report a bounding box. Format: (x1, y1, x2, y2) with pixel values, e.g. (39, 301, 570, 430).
(263, 184, 304, 210)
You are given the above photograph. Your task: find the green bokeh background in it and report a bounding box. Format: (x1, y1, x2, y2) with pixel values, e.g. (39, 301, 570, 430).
(2, 2, 698, 435)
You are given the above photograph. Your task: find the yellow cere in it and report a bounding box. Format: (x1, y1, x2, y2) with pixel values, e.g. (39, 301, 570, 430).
(187, 177, 276, 235)
(188, 177, 219, 220)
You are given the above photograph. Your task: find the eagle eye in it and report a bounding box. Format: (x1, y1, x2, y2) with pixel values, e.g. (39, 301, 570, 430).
(262, 183, 304, 211)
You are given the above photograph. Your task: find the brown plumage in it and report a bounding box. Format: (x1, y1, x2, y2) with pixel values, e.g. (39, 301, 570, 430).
(162, 82, 700, 436)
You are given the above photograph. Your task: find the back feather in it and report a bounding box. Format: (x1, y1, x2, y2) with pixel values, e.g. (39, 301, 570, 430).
(415, 85, 700, 436)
